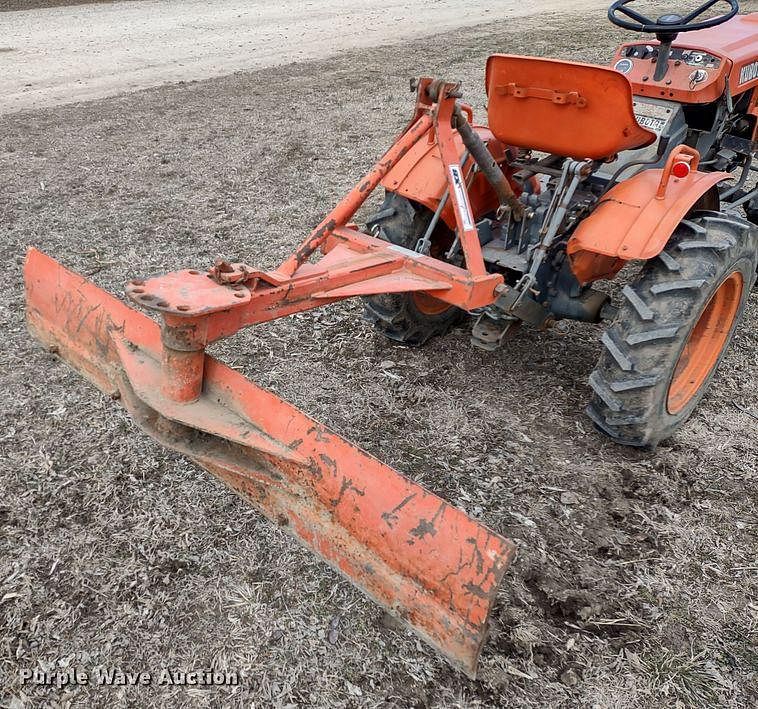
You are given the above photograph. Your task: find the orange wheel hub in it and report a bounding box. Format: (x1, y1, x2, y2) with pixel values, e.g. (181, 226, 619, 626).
(667, 272, 743, 415)
(411, 292, 453, 316)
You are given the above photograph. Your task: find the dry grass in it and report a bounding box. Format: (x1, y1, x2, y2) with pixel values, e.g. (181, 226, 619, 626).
(2, 5, 757, 708)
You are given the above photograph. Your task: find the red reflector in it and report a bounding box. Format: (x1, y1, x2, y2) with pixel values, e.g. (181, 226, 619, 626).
(672, 162, 691, 179)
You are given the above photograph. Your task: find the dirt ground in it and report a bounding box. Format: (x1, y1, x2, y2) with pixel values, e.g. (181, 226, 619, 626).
(1, 3, 757, 708)
(0, 0, 604, 114)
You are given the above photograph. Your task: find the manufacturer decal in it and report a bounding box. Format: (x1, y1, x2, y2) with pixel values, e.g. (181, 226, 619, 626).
(614, 58, 633, 75)
(739, 60, 758, 86)
(449, 164, 475, 231)
(635, 114, 667, 132)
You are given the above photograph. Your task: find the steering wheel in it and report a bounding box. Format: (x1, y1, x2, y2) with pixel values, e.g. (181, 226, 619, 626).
(608, 0, 739, 36)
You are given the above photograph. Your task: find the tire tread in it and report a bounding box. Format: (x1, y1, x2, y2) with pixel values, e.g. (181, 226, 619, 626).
(588, 211, 757, 447)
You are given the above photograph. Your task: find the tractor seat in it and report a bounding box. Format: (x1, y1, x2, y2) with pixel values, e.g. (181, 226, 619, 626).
(485, 55, 656, 161)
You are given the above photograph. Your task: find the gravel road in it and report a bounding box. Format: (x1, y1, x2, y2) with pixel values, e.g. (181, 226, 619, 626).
(0, 0, 606, 113)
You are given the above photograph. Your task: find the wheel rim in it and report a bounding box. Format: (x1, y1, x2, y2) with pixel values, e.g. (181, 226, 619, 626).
(667, 271, 743, 414)
(411, 291, 452, 316)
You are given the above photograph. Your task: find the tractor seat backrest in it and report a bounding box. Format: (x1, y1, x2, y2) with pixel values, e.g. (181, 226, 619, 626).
(485, 55, 656, 160)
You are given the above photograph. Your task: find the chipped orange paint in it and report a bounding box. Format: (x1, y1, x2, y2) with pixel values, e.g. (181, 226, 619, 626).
(24, 248, 516, 678)
(27, 24, 753, 674)
(160, 347, 204, 403)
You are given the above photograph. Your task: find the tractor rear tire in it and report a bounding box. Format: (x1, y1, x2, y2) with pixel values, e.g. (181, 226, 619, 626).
(363, 193, 462, 347)
(587, 211, 757, 447)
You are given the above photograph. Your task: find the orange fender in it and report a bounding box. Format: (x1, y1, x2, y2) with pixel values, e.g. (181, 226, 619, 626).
(380, 125, 523, 230)
(567, 154, 731, 284)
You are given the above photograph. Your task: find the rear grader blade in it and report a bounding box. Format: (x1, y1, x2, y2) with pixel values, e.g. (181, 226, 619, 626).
(24, 83, 524, 676)
(24, 248, 515, 678)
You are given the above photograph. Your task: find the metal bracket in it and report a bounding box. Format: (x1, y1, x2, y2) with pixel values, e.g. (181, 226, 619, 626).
(496, 83, 588, 107)
(126, 269, 251, 317)
(494, 285, 550, 326)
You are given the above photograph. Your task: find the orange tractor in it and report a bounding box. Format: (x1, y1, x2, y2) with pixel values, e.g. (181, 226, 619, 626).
(24, 1, 758, 677)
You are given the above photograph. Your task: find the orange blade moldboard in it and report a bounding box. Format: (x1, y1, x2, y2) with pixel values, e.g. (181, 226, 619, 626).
(24, 248, 516, 677)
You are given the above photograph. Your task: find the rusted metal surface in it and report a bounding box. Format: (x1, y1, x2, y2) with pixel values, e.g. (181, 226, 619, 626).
(126, 269, 252, 316)
(21, 79, 523, 676)
(24, 249, 516, 677)
(160, 347, 204, 403)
